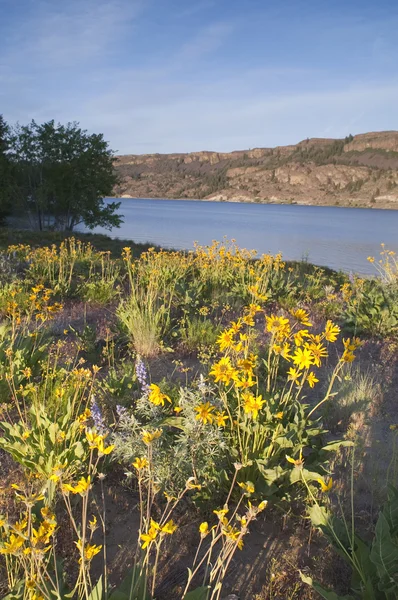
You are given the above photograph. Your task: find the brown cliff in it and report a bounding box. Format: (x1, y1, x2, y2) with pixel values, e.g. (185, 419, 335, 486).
(114, 132, 398, 209)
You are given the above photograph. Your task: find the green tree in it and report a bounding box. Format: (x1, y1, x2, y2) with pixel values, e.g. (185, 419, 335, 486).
(0, 114, 12, 224)
(9, 120, 122, 231)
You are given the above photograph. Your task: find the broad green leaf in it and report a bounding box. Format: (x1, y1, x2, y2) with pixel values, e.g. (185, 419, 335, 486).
(87, 576, 103, 600)
(384, 485, 398, 534)
(48, 423, 58, 444)
(370, 512, 398, 594)
(183, 586, 211, 600)
(273, 436, 294, 448)
(109, 564, 150, 600)
(74, 441, 85, 459)
(290, 468, 321, 484)
(321, 440, 354, 452)
(308, 504, 331, 529)
(300, 572, 354, 600)
(160, 416, 186, 431)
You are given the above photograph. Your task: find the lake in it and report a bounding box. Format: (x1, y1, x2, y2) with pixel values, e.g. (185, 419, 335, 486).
(84, 199, 398, 274)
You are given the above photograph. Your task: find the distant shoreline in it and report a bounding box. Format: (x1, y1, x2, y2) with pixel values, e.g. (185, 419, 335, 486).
(108, 196, 395, 211)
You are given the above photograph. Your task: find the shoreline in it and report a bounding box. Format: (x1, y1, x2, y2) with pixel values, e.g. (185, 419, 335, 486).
(109, 195, 398, 211)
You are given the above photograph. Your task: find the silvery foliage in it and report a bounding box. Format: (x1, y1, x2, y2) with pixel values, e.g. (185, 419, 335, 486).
(111, 384, 227, 494)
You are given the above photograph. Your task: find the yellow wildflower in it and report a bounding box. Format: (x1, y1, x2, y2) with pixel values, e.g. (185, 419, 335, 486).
(132, 457, 149, 470)
(273, 342, 292, 360)
(237, 355, 256, 374)
(213, 508, 229, 520)
(0, 533, 25, 555)
(194, 401, 215, 424)
(238, 481, 255, 495)
(164, 491, 177, 502)
(222, 524, 244, 549)
(216, 329, 235, 351)
(210, 356, 239, 385)
(77, 408, 91, 424)
(343, 337, 362, 351)
(292, 308, 312, 326)
(242, 314, 255, 326)
(85, 428, 102, 449)
(341, 350, 355, 363)
(142, 429, 162, 445)
(288, 368, 301, 385)
(292, 347, 313, 370)
(140, 524, 159, 548)
(234, 374, 256, 389)
(62, 476, 91, 496)
(161, 519, 177, 534)
(242, 393, 265, 420)
(324, 320, 340, 342)
(317, 477, 333, 492)
(266, 315, 291, 339)
(229, 319, 242, 334)
(148, 384, 171, 406)
(215, 411, 228, 427)
(76, 540, 102, 562)
(248, 303, 263, 314)
(306, 342, 328, 367)
(199, 521, 209, 537)
(85, 429, 114, 455)
(286, 454, 304, 467)
(307, 372, 319, 388)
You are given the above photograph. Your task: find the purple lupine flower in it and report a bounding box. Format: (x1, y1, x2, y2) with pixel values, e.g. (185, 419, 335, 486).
(116, 404, 128, 420)
(135, 357, 150, 394)
(90, 396, 107, 434)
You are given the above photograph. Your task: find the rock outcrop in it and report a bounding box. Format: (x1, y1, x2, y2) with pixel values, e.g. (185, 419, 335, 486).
(113, 132, 398, 209)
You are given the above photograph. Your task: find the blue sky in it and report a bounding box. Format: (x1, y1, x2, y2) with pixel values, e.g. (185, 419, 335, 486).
(1, 0, 397, 154)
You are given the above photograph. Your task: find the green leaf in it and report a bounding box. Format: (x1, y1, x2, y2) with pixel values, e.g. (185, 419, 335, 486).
(0, 579, 24, 599)
(273, 436, 294, 448)
(384, 485, 398, 534)
(160, 416, 186, 431)
(109, 564, 150, 600)
(183, 586, 211, 600)
(87, 576, 103, 600)
(74, 441, 85, 459)
(255, 462, 284, 483)
(290, 468, 321, 484)
(308, 503, 331, 529)
(48, 423, 58, 444)
(321, 440, 354, 452)
(299, 572, 354, 599)
(370, 512, 398, 594)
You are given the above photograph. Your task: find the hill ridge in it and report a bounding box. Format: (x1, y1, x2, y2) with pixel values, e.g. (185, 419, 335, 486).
(114, 131, 398, 209)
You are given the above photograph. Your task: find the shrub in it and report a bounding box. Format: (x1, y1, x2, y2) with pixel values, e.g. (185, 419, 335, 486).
(200, 305, 356, 499)
(117, 247, 191, 356)
(303, 479, 398, 599)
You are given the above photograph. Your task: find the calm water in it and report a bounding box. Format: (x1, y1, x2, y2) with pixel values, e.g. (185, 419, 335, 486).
(84, 199, 398, 274)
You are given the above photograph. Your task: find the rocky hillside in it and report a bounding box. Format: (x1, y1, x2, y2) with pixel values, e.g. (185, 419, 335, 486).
(114, 131, 398, 208)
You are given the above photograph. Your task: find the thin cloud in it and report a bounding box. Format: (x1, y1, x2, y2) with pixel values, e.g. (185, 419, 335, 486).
(1, 0, 397, 153)
(176, 21, 235, 66)
(3, 0, 142, 69)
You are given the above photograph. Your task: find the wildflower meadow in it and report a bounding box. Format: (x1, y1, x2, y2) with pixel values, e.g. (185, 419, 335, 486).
(0, 234, 397, 599)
